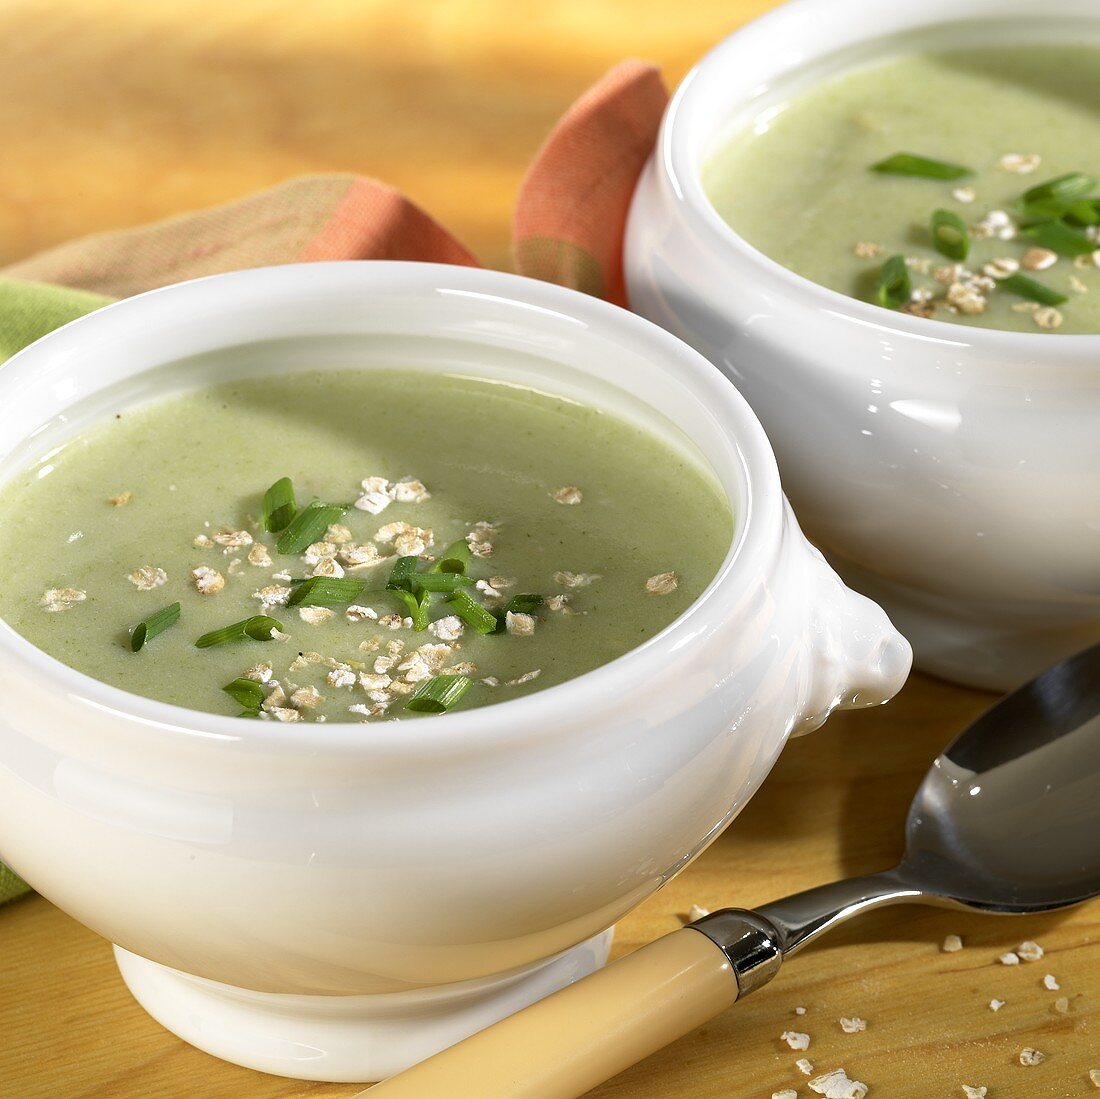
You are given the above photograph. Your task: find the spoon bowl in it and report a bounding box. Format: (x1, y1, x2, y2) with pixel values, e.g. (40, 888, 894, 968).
(902, 642, 1100, 913)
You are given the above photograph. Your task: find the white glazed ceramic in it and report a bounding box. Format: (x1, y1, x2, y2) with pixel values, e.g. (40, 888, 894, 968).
(625, 0, 1100, 691)
(0, 262, 910, 1082)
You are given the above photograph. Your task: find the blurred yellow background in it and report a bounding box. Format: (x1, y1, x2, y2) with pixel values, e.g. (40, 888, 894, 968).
(0, 0, 771, 270)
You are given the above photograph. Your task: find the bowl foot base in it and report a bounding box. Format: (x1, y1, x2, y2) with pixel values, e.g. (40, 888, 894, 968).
(114, 929, 614, 1082)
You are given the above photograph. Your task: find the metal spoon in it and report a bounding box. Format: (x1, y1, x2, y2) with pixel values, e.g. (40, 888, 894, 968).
(367, 643, 1100, 1099)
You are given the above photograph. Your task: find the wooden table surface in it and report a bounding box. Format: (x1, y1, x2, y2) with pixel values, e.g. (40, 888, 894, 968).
(1, 2, 1097, 1096)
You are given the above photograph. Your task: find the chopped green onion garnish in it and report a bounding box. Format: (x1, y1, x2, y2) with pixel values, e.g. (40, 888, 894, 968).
(386, 555, 420, 593)
(998, 273, 1068, 307)
(412, 573, 475, 593)
(1063, 199, 1100, 227)
(431, 540, 471, 575)
(286, 576, 367, 607)
(874, 254, 912, 310)
(1019, 172, 1097, 219)
(129, 601, 181, 652)
(276, 501, 347, 555)
(195, 614, 284, 649)
(263, 477, 297, 533)
(390, 588, 431, 630)
(222, 677, 265, 713)
(930, 208, 969, 262)
(446, 589, 499, 634)
(871, 152, 971, 181)
(1021, 219, 1096, 257)
(503, 593, 544, 615)
(405, 674, 473, 714)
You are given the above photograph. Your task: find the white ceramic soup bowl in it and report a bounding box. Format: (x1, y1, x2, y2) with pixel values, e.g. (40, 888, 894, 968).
(625, 0, 1100, 691)
(0, 262, 909, 1082)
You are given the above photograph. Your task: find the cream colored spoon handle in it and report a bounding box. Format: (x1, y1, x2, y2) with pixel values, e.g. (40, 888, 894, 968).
(362, 928, 738, 1099)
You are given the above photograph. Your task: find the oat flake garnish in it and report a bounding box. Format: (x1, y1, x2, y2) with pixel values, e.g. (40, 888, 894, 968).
(326, 665, 357, 689)
(1043, 973, 1060, 990)
(505, 610, 536, 636)
(507, 669, 541, 686)
(687, 904, 710, 922)
(40, 587, 86, 612)
(1011, 301, 1041, 314)
(214, 528, 252, 549)
(946, 282, 987, 315)
(325, 523, 353, 545)
(290, 685, 324, 710)
(248, 543, 273, 568)
(983, 257, 1019, 280)
(1088, 1067, 1100, 1086)
(796, 1059, 814, 1076)
(839, 1017, 866, 1034)
(303, 541, 337, 565)
(379, 612, 405, 630)
(1033, 306, 1063, 329)
(781, 1031, 810, 1051)
(346, 605, 378, 623)
(999, 951, 1020, 966)
(128, 565, 167, 590)
(853, 241, 881, 258)
(975, 209, 1017, 241)
(268, 707, 301, 723)
(989, 999, 1005, 1011)
(808, 1068, 868, 1098)
(299, 606, 334, 625)
(429, 615, 465, 642)
(193, 534, 215, 549)
(1019, 1047, 1046, 1066)
(773, 1091, 799, 1099)
(553, 571, 601, 588)
(244, 662, 273, 684)
(1054, 997, 1070, 1014)
(998, 152, 1041, 174)
(1070, 275, 1089, 294)
(795, 1007, 807, 1016)
(191, 565, 225, 595)
(340, 543, 386, 569)
(645, 572, 679, 595)
(392, 479, 430, 503)
(108, 491, 133, 507)
(311, 556, 345, 578)
(942, 934, 963, 953)
(952, 186, 976, 203)
(551, 485, 583, 505)
(962, 1087, 987, 1099)
(1022, 247, 1058, 271)
(253, 585, 291, 608)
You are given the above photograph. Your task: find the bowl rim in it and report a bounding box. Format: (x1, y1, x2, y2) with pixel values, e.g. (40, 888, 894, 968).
(660, 0, 1100, 356)
(0, 261, 785, 755)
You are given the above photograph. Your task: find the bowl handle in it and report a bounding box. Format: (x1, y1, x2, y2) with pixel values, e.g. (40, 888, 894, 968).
(791, 509, 912, 736)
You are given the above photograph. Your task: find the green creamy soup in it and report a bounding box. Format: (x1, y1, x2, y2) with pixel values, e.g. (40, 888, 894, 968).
(704, 46, 1100, 333)
(0, 370, 731, 724)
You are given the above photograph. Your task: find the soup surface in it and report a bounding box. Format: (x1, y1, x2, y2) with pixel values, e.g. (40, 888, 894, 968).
(0, 369, 732, 723)
(704, 46, 1100, 333)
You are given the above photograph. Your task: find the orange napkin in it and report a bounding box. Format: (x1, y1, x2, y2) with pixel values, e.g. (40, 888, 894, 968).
(1, 60, 667, 304)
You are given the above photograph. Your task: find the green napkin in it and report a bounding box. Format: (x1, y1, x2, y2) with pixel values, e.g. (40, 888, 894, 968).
(0, 278, 113, 365)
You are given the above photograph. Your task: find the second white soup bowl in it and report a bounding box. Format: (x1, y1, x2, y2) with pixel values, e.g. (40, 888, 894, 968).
(625, 0, 1100, 690)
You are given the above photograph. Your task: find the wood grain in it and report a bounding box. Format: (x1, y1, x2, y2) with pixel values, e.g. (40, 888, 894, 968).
(1, 2, 1097, 1096)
